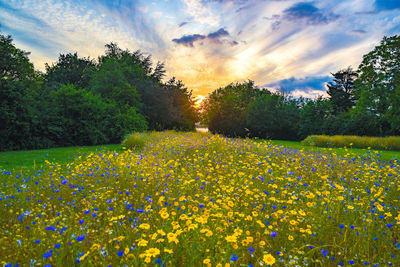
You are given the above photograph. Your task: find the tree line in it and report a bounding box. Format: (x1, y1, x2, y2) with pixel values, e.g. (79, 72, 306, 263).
(201, 35, 400, 140)
(0, 34, 197, 151)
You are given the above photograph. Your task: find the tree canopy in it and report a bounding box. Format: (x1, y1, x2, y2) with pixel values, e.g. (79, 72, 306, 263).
(0, 33, 198, 151)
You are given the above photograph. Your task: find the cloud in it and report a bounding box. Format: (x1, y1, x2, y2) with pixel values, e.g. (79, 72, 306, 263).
(264, 76, 331, 94)
(179, 21, 188, 27)
(172, 34, 206, 47)
(207, 28, 229, 39)
(282, 2, 339, 25)
(172, 28, 236, 47)
(348, 29, 367, 35)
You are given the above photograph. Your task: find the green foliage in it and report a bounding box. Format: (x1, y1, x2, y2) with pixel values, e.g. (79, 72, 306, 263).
(246, 94, 299, 140)
(44, 52, 95, 91)
(327, 67, 357, 114)
(298, 97, 332, 138)
(202, 81, 260, 137)
(0, 34, 38, 151)
(302, 135, 400, 151)
(0, 35, 197, 151)
(354, 35, 400, 134)
(47, 84, 111, 146)
(121, 132, 151, 151)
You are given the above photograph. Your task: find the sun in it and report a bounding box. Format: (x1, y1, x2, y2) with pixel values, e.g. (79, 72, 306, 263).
(194, 95, 205, 108)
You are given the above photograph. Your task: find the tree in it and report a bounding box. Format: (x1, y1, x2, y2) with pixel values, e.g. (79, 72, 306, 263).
(47, 84, 111, 146)
(354, 35, 400, 117)
(296, 97, 331, 138)
(44, 52, 95, 91)
(202, 81, 260, 137)
(0, 33, 38, 151)
(246, 94, 300, 140)
(327, 67, 357, 114)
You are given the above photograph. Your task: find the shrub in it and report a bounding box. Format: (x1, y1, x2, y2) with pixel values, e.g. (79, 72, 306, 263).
(122, 132, 151, 151)
(301, 135, 400, 151)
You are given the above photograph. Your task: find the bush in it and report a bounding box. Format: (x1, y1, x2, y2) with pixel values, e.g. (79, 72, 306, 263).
(301, 135, 400, 151)
(122, 132, 151, 151)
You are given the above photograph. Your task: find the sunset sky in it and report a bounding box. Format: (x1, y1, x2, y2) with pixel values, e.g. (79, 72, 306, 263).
(1, 0, 400, 99)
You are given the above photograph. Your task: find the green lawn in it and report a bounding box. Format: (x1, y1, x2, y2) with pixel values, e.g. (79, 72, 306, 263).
(1, 138, 398, 172)
(268, 139, 400, 161)
(0, 144, 122, 171)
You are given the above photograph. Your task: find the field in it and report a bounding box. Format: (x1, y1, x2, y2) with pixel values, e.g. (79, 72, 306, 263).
(0, 131, 399, 266)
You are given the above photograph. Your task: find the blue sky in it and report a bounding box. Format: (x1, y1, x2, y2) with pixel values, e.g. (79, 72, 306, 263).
(1, 0, 400, 99)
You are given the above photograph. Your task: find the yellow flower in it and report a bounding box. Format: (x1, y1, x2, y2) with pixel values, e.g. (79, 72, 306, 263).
(139, 223, 150, 230)
(160, 212, 169, 219)
(144, 247, 160, 258)
(144, 257, 151, 263)
(288, 235, 294, 241)
(263, 254, 276, 265)
(137, 239, 148, 247)
(164, 248, 173, 254)
(225, 235, 237, 243)
(203, 259, 211, 264)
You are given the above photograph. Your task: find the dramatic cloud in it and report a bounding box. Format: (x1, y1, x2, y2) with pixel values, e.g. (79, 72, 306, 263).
(2, 0, 399, 99)
(172, 34, 206, 47)
(172, 28, 236, 47)
(283, 2, 339, 25)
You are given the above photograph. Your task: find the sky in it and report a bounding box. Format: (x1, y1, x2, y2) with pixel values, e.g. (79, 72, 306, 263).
(1, 0, 400, 100)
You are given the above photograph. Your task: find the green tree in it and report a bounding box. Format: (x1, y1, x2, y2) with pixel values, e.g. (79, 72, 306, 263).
(45, 52, 95, 91)
(354, 35, 400, 134)
(202, 81, 260, 137)
(327, 67, 357, 114)
(246, 94, 300, 140)
(48, 84, 111, 146)
(0, 33, 38, 151)
(298, 97, 332, 138)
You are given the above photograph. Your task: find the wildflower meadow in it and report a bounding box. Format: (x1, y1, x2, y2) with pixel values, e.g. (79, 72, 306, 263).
(0, 131, 399, 266)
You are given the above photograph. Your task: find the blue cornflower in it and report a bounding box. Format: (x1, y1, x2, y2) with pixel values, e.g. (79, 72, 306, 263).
(43, 250, 53, 258)
(117, 251, 124, 256)
(271, 232, 277, 237)
(248, 247, 255, 254)
(77, 235, 85, 241)
(321, 249, 329, 257)
(230, 254, 238, 261)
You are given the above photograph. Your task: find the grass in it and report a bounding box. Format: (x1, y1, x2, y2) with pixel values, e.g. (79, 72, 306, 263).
(302, 135, 400, 151)
(2, 137, 399, 171)
(0, 144, 122, 171)
(268, 139, 400, 161)
(0, 131, 399, 266)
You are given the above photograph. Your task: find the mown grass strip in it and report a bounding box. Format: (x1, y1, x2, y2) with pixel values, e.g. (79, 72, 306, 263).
(0, 144, 122, 171)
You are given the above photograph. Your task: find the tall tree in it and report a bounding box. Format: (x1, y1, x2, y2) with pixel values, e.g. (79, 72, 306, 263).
(327, 67, 357, 114)
(201, 81, 260, 137)
(0, 33, 38, 151)
(246, 93, 300, 140)
(354, 35, 400, 117)
(45, 52, 95, 90)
